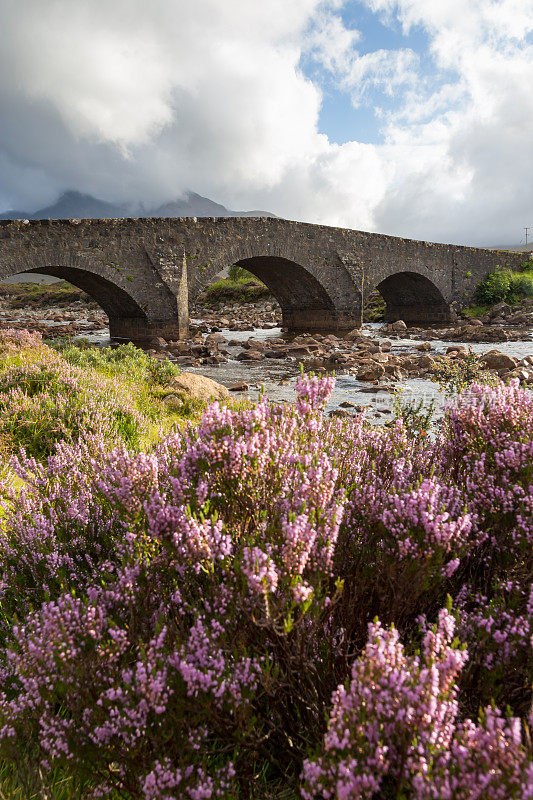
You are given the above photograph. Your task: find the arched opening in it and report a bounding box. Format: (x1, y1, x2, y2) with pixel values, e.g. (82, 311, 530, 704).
(231, 256, 359, 331)
(29, 267, 148, 322)
(376, 271, 452, 325)
(1, 267, 150, 340)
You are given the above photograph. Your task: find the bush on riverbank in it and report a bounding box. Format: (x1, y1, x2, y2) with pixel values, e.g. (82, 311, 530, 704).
(473, 261, 533, 307)
(201, 275, 273, 305)
(0, 350, 530, 798)
(0, 279, 93, 308)
(53, 339, 181, 385)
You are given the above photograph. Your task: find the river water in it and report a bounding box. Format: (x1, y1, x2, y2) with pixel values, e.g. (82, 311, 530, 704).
(157, 323, 533, 421)
(30, 317, 533, 423)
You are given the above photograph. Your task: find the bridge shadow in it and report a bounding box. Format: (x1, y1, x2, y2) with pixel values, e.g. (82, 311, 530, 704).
(376, 271, 452, 324)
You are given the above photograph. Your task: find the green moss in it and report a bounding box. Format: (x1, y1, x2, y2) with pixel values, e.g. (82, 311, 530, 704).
(462, 304, 489, 318)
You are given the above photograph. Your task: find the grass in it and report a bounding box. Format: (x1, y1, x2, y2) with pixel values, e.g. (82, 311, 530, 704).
(202, 276, 273, 304)
(0, 338, 213, 462)
(463, 304, 490, 318)
(0, 760, 98, 800)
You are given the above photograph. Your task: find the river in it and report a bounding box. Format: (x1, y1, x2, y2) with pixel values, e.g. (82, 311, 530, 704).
(76, 321, 532, 423)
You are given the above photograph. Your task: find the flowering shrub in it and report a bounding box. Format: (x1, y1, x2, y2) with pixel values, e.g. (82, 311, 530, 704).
(302, 612, 531, 800)
(0, 334, 179, 458)
(0, 358, 151, 457)
(0, 351, 530, 798)
(0, 327, 43, 351)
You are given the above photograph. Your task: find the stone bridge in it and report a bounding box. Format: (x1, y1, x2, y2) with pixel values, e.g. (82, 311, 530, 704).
(0, 217, 525, 341)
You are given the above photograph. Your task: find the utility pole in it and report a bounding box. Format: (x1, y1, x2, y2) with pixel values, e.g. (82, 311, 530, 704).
(525, 227, 530, 247)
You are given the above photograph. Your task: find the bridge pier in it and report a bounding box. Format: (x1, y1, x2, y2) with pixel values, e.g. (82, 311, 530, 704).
(383, 303, 455, 325)
(108, 317, 182, 343)
(283, 307, 362, 333)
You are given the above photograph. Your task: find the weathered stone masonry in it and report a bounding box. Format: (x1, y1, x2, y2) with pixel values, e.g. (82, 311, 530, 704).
(0, 216, 525, 341)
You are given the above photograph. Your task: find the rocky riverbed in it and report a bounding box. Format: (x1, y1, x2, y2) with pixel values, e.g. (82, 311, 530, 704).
(1, 285, 532, 420)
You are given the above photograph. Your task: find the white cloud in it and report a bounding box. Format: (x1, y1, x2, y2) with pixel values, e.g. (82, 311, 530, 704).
(362, 0, 533, 243)
(0, 0, 531, 245)
(304, 8, 418, 105)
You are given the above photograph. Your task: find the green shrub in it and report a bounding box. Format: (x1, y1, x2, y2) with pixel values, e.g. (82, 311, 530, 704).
(432, 348, 496, 395)
(473, 261, 533, 306)
(204, 277, 271, 303)
(228, 264, 255, 282)
(474, 268, 511, 305)
(509, 271, 533, 300)
(52, 340, 180, 385)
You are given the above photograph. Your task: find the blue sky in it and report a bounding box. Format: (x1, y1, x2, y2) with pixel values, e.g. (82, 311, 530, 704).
(304, 2, 432, 144)
(0, 0, 532, 245)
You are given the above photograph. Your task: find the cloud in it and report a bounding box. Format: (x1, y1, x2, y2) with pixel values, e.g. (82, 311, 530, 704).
(305, 9, 418, 106)
(0, 0, 531, 246)
(364, 0, 533, 243)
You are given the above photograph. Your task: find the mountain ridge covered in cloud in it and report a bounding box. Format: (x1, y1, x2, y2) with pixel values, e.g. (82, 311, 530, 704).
(0, 190, 277, 221)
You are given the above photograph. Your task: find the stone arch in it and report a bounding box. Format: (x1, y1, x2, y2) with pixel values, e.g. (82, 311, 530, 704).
(0, 237, 184, 341)
(234, 256, 348, 331)
(6, 265, 152, 341)
(196, 248, 362, 332)
(375, 271, 452, 324)
(29, 266, 146, 320)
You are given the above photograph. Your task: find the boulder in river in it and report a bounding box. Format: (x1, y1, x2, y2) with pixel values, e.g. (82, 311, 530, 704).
(356, 364, 386, 381)
(389, 320, 407, 331)
(480, 351, 518, 371)
(168, 372, 229, 402)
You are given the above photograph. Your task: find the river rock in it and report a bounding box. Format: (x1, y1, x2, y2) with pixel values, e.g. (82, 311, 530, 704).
(344, 328, 365, 341)
(168, 372, 229, 402)
(508, 367, 533, 382)
(390, 320, 407, 331)
(242, 338, 265, 350)
(480, 351, 517, 371)
(356, 364, 385, 381)
(205, 333, 228, 347)
(384, 365, 405, 380)
(236, 350, 264, 361)
(416, 355, 436, 369)
(489, 302, 512, 318)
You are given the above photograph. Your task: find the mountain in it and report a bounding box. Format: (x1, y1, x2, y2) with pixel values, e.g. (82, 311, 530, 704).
(154, 192, 233, 218)
(488, 243, 533, 253)
(0, 190, 276, 220)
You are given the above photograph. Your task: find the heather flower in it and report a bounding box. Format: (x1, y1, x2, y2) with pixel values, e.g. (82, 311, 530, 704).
(0, 366, 530, 798)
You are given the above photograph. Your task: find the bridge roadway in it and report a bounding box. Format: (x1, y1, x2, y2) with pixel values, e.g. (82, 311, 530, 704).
(0, 216, 524, 341)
